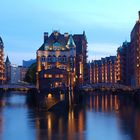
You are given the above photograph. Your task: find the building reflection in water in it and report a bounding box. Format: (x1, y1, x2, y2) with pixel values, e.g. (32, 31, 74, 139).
(33, 107, 86, 140)
(27, 93, 140, 140)
(88, 94, 119, 113)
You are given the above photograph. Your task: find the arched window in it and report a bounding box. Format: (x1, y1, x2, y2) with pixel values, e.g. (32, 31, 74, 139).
(63, 55, 67, 62)
(41, 56, 46, 62)
(58, 55, 62, 62)
(47, 55, 52, 62)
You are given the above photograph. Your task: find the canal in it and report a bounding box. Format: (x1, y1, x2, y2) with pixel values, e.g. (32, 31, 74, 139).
(0, 91, 140, 140)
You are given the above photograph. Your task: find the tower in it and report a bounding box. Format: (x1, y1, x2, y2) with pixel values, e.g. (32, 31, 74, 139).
(5, 56, 11, 84)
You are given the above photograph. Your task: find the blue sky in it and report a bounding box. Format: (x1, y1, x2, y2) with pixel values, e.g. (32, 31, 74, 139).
(0, 0, 140, 65)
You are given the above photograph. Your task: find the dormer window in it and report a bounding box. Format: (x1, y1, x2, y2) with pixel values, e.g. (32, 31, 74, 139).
(53, 42, 61, 50)
(45, 45, 49, 50)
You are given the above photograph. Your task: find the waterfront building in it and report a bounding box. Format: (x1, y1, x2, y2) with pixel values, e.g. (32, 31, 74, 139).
(116, 41, 131, 86)
(5, 56, 11, 84)
(90, 56, 116, 84)
(73, 31, 88, 84)
(130, 11, 140, 87)
(0, 37, 5, 84)
(36, 31, 88, 89)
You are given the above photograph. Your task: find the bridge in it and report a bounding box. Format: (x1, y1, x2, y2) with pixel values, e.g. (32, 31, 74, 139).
(27, 83, 140, 111)
(0, 84, 36, 91)
(80, 83, 132, 92)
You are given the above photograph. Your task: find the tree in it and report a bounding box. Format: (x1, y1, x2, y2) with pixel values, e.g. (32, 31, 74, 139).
(24, 62, 36, 84)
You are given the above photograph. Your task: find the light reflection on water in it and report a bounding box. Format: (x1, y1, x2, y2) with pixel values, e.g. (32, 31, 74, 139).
(0, 92, 139, 140)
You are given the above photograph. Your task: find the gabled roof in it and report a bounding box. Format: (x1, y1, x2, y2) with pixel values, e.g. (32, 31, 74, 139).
(67, 34, 76, 48)
(38, 31, 87, 51)
(38, 31, 69, 51)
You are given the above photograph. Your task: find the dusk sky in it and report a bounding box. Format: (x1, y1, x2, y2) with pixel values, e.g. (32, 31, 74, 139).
(0, 0, 140, 65)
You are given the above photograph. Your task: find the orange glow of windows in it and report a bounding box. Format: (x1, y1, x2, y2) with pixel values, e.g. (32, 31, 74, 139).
(60, 74, 64, 78)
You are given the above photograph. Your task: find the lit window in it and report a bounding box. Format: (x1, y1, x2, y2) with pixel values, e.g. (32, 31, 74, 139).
(55, 82, 59, 87)
(55, 74, 59, 78)
(44, 74, 47, 78)
(60, 74, 64, 78)
(48, 74, 52, 78)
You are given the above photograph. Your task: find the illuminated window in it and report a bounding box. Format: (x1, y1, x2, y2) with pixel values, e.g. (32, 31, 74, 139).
(44, 74, 47, 78)
(55, 82, 59, 87)
(44, 74, 52, 78)
(55, 74, 59, 78)
(48, 74, 52, 78)
(49, 46, 53, 50)
(60, 74, 64, 78)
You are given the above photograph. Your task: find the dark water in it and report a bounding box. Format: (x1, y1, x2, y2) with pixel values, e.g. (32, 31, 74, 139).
(0, 91, 140, 140)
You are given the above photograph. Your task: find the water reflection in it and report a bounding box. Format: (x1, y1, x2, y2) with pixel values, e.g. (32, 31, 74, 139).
(87, 94, 119, 112)
(27, 93, 140, 140)
(0, 92, 140, 140)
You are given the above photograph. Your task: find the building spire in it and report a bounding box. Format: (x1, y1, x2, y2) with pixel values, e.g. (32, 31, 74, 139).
(0, 37, 4, 48)
(5, 56, 11, 64)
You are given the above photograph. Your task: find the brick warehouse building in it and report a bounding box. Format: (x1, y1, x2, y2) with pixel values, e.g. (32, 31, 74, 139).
(0, 37, 5, 84)
(36, 31, 88, 90)
(90, 56, 116, 84)
(116, 11, 140, 88)
(116, 41, 131, 86)
(130, 11, 140, 87)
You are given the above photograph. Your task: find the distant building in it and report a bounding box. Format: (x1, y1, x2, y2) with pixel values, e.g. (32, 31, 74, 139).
(11, 65, 28, 84)
(36, 31, 88, 90)
(11, 65, 20, 84)
(5, 56, 11, 84)
(18, 66, 28, 82)
(23, 59, 36, 68)
(0, 37, 5, 84)
(90, 56, 117, 84)
(130, 11, 140, 87)
(116, 41, 131, 86)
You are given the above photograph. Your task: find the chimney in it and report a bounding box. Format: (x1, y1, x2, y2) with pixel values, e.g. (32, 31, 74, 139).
(138, 11, 140, 20)
(64, 32, 69, 37)
(44, 32, 48, 42)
